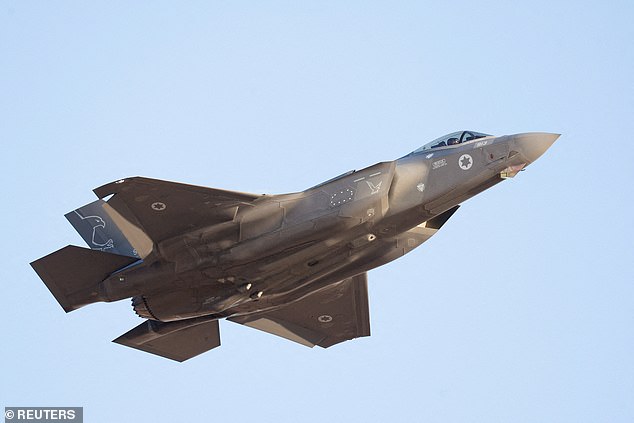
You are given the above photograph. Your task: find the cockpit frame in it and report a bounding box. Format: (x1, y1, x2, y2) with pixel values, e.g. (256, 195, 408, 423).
(410, 130, 492, 155)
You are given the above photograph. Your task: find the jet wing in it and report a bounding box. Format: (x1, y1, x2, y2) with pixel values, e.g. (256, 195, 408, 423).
(228, 273, 370, 348)
(93, 177, 263, 242)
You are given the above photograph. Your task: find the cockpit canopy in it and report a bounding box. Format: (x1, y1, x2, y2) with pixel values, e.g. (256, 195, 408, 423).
(411, 130, 492, 154)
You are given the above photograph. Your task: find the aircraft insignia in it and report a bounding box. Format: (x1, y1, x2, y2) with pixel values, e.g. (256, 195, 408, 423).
(459, 154, 473, 170)
(366, 180, 382, 195)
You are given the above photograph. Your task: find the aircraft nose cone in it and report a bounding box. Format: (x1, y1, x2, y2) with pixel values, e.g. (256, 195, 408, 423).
(513, 132, 560, 163)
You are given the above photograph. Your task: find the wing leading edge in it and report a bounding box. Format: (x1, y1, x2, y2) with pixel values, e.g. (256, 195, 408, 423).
(229, 273, 371, 348)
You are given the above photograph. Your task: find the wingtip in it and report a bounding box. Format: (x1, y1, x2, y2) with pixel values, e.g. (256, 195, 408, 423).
(93, 177, 140, 198)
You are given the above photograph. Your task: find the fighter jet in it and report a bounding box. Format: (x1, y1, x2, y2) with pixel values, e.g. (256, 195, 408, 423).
(31, 131, 558, 361)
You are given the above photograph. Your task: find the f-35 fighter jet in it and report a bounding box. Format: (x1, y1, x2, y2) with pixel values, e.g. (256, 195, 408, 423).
(31, 131, 558, 361)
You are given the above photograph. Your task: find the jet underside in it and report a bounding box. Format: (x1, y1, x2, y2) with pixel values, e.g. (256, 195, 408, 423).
(31, 131, 558, 361)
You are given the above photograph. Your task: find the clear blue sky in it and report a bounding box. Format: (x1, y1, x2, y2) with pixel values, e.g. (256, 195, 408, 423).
(2, 1, 633, 422)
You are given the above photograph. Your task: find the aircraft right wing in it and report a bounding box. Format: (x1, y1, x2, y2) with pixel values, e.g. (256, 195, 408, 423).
(228, 273, 370, 348)
(93, 177, 263, 242)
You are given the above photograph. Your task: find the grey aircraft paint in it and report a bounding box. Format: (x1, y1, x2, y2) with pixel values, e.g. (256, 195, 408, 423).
(31, 131, 558, 361)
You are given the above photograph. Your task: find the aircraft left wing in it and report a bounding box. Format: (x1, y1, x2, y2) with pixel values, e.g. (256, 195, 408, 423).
(93, 177, 263, 242)
(228, 273, 370, 348)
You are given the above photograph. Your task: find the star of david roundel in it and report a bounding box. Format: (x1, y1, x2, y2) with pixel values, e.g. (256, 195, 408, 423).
(459, 154, 473, 170)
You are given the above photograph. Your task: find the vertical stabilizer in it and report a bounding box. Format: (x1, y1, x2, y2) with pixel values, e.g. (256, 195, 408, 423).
(65, 199, 151, 258)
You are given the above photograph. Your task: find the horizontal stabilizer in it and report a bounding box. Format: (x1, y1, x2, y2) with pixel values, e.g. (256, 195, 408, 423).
(113, 317, 221, 362)
(229, 273, 370, 348)
(30, 246, 138, 312)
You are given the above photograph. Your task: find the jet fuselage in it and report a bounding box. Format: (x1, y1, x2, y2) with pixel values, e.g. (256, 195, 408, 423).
(100, 132, 557, 321)
(31, 130, 558, 361)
